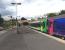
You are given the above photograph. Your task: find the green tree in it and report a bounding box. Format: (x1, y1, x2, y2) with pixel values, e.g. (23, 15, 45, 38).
(0, 14, 4, 26)
(59, 10, 65, 15)
(21, 17, 27, 20)
(31, 18, 35, 21)
(12, 19, 16, 25)
(47, 13, 57, 17)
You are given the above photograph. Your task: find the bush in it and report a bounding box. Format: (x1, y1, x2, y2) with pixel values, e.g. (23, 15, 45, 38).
(23, 22, 29, 25)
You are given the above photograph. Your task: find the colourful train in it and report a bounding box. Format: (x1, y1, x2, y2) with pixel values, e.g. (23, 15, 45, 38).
(31, 14, 65, 39)
(48, 14, 65, 38)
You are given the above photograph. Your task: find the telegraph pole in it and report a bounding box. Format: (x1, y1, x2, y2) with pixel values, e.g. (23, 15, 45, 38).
(11, 2, 21, 34)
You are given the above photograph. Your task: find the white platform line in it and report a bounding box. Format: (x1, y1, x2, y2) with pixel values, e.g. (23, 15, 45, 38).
(28, 26, 65, 44)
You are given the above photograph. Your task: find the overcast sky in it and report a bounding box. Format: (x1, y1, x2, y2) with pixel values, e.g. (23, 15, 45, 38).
(0, 0, 65, 19)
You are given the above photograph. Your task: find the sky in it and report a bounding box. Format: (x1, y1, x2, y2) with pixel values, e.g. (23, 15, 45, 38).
(0, 0, 65, 19)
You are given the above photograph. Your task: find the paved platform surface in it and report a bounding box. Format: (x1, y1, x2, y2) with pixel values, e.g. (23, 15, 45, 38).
(0, 26, 65, 50)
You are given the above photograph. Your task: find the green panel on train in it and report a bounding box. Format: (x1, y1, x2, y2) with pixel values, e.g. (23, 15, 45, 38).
(42, 18, 48, 33)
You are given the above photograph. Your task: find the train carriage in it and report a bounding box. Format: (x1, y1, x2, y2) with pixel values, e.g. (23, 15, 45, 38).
(48, 14, 65, 38)
(31, 14, 65, 39)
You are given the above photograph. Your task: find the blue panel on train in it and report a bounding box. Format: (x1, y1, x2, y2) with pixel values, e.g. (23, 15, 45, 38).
(54, 18, 65, 35)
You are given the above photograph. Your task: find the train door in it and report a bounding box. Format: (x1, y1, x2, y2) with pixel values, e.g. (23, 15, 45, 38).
(48, 17, 54, 35)
(42, 18, 48, 33)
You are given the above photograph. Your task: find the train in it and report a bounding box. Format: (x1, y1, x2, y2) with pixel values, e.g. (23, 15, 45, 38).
(31, 14, 65, 39)
(48, 14, 65, 38)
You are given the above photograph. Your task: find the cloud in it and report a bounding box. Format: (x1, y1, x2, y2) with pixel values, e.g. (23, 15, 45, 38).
(23, 0, 37, 4)
(62, 0, 65, 1)
(0, 0, 15, 16)
(1, 0, 65, 19)
(0, 9, 14, 16)
(17, 0, 65, 18)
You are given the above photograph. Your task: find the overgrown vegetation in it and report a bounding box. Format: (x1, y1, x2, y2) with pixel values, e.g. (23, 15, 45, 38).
(0, 14, 4, 27)
(3, 19, 16, 29)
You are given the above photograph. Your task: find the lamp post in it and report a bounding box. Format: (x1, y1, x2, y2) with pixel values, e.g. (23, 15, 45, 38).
(11, 2, 21, 34)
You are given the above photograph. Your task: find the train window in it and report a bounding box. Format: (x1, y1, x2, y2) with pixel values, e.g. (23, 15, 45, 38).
(43, 22, 45, 28)
(47, 21, 51, 27)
